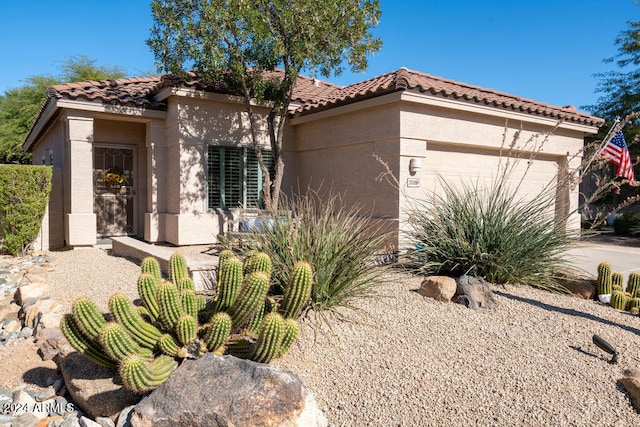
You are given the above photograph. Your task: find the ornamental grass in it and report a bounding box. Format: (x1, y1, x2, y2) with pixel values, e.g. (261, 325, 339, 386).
(244, 189, 391, 320)
(404, 173, 577, 293)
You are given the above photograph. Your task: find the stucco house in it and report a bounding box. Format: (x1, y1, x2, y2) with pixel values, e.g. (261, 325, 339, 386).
(23, 68, 603, 250)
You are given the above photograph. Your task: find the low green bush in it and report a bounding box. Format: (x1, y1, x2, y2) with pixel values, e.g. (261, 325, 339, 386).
(0, 165, 52, 256)
(613, 213, 640, 236)
(243, 189, 391, 319)
(404, 176, 576, 292)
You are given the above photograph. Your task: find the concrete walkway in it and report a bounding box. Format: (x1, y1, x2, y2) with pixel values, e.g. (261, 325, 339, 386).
(564, 241, 640, 281)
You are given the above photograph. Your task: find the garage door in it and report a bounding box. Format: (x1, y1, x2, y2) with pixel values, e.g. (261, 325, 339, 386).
(421, 144, 562, 216)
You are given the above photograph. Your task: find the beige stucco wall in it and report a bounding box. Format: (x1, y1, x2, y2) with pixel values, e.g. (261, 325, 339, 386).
(292, 101, 401, 213)
(397, 101, 587, 237)
(30, 119, 66, 250)
(146, 92, 274, 245)
(291, 93, 597, 249)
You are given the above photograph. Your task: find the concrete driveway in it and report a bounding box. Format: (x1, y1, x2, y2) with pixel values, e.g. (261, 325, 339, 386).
(564, 241, 640, 281)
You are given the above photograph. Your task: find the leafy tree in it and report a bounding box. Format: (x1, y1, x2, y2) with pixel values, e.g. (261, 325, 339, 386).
(147, 0, 382, 210)
(582, 8, 640, 217)
(586, 7, 640, 131)
(57, 55, 127, 83)
(0, 76, 58, 164)
(0, 55, 127, 164)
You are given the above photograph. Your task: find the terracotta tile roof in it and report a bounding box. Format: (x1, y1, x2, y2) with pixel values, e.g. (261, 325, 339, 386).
(40, 68, 603, 128)
(159, 70, 340, 104)
(47, 76, 166, 109)
(294, 68, 604, 127)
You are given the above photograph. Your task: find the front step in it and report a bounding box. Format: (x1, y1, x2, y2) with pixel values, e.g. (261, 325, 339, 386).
(110, 236, 217, 291)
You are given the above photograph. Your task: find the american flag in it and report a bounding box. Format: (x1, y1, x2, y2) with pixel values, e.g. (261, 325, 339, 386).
(601, 131, 637, 186)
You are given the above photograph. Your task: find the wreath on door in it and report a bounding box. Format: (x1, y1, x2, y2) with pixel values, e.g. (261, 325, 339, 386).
(104, 167, 126, 191)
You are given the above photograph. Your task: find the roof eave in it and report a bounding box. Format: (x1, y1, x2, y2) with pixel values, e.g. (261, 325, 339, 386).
(291, 89, 602, 133)
(23, 98, 168, 152)
(23, 97, 58, 152)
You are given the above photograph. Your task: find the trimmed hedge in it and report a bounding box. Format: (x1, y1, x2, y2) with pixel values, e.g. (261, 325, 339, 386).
(613, 213, 640, 236)
(0, 165, 52, 256)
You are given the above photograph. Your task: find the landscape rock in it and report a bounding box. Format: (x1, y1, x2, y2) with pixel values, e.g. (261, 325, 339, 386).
(12, 390, 48, 418)
(454, 275, 498, 309)
(0, 386, 12, 405)
(131, 354, 327, 427)
(80, 415, 103, 427)
(11, 412, 40, 427)
(417, 276, 457, 302)
(23, 297, 63, 330)
(60, 412, 82, 427)
(16, 282, 50, 306)
(36, 386, 57, 402)
(59, 352, 140, 420)
(2, 317, 22, 334)
(20, 326, 34, 339)
(552, 269, 597, 299)
(116, 405, 135, 427)
(21, 265, 50, 286)
(95, 415, 116, 427)
(0, 414, 17, 425)
(38, 328, 75, 362)
(619, 368, 640, 413)
(0, 301, 20, 322)
(0, 331, 19, 347)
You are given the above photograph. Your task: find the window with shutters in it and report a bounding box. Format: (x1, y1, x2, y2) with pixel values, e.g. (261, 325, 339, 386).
(207, 145, 274, 209)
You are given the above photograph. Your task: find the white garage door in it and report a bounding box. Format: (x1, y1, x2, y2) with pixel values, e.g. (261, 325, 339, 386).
(421, 144, 562, 214)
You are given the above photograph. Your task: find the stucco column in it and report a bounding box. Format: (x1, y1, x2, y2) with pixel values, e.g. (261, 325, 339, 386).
(565, 153, 583, 231)
(144, 120, 167, 242)
(65, 113, 97, 246)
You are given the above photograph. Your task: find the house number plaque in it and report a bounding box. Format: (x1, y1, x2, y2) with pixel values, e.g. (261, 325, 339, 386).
(407, 178, 421, 187)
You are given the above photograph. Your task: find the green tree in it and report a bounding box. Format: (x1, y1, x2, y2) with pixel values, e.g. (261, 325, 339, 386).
(57, 55, 127, 83)
(0, 55, 127, 164)
(0, 76, 58, 164)
(586, 7, 640, 129)
(582, 8, 640, 217)
(147, 0, 382, 210)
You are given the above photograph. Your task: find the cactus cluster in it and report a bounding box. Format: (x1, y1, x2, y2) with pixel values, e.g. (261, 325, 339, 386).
(61, 251, 313, 393)
(598, 261, 640, 314)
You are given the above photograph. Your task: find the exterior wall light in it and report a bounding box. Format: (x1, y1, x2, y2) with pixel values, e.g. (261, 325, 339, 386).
(409, 158, 422, 175)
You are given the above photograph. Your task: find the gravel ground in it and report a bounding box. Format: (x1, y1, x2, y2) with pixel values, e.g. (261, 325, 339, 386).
(46, 248, 640, 426)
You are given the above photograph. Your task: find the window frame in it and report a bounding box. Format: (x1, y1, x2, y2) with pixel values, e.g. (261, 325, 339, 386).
(206, 143, 274, 210)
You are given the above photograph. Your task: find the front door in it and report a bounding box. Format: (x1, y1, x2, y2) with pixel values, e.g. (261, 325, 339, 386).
(93, 145, 136, 237)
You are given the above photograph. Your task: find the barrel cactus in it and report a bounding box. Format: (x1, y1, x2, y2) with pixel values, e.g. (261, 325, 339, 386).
(627, 272, 640, 297)
(610, 291, 628, 311)
(597, 262, 612, 296)
(612, 272, 625, 292)
(60, 250, 314, 393)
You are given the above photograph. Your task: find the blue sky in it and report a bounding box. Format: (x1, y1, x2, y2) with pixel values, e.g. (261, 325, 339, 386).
(1, 0, 638, 112)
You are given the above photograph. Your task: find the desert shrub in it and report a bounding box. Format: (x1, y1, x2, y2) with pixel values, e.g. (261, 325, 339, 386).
(243, 189, 391, 318)
(0, 165, 51, 256)
(613, 213, 640, 236)
(404, 175, 576, 292)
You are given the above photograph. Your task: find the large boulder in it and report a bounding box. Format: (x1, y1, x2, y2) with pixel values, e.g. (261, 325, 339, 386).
(131, 354, 327, 427)
(59, 352, 140, 420)
(417, 276, 457, 302)
(454, 275, 498, 309)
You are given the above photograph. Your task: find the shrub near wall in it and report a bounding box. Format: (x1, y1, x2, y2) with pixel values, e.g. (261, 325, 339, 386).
(0, 165, 51, 256)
